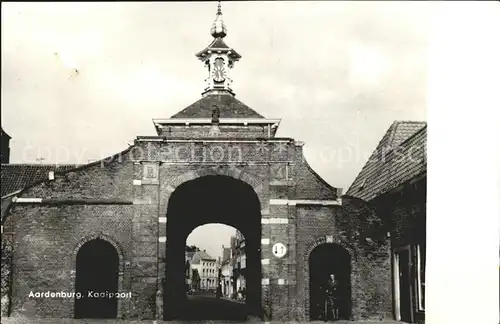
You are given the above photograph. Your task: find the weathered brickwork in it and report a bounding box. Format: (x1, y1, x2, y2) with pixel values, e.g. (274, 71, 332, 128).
(293, 197, 392, 321)
(1, 231, 13, 316)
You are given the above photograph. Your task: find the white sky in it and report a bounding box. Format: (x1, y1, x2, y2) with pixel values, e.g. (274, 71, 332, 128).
(1, 2, 430, 259)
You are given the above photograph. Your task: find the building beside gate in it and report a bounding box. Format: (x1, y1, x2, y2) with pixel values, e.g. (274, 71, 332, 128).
(1, 3, 399, 322)
(347, 121, 427, 324)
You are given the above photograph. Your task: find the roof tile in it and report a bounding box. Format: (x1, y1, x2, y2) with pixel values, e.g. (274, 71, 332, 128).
(190, 250, 216, 264)
(171, 93, 264, 119)
(346, 121, 426, 201)
(1, 164, 80, 197)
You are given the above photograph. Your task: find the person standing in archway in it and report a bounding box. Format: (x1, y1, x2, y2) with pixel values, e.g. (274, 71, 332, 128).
(325, 273, 339, 321)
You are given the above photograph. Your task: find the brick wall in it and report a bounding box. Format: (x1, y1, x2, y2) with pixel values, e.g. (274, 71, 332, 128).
(3, 153, 159, 319)
(2, 138, 391, 321)
(294, 196, 392, 321)
(1, 231, 13, 316)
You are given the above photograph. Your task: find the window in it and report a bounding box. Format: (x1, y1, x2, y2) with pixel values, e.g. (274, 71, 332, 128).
(416, 243, 426, 311)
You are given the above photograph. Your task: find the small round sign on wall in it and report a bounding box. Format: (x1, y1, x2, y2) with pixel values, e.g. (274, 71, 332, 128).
(272, 242, 287, 258)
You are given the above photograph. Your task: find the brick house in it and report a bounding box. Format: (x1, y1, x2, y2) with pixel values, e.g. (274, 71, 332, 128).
(347, 121, 427, 323)
(1, 3, 394, 321)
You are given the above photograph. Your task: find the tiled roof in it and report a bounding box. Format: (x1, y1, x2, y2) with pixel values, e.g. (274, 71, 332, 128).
(346, 121, 427, 201)
(186, 251, 196, 260)
(190, 251, 215, 264)
(171, 93, 264, 119)
(1, 164, 80, 198)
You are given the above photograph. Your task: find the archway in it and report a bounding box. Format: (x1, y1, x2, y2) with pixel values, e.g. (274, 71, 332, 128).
(74, 238, 119, 319)
(164, 175, 262, 320)
(309, 243, 352, 321)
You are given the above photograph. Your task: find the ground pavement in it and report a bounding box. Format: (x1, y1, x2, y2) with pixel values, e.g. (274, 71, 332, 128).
(2, 295, 406, 324)
(2, 319, 406, 324)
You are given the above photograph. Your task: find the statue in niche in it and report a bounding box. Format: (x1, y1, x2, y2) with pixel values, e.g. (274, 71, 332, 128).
(211, 104, 220, 124)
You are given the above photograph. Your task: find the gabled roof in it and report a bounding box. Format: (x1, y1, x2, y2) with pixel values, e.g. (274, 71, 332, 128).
(186, 251, 196, 261)
(346, 121, 427, 201)
(170, 93, 264, 119)
(190, 250, 216, 264)
(1, 164, 80, 198)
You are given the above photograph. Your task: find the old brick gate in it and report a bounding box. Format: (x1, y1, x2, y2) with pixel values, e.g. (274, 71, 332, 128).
(1, 3, 393, 322)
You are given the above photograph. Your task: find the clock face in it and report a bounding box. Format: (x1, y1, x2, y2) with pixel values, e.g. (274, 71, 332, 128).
(212, 58, 226, 82)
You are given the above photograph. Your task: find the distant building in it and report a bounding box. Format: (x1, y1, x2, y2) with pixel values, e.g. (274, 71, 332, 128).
(185, 250, 196, 290)
(220, 246, 233, 298)
(347, 121, 427, 323)
(190, 250, 218, 290)
(231, 230, 246, 293)
(1, 127, 11, 164)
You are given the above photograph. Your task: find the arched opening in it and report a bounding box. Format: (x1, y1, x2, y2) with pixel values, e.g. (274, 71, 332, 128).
(184, 224, 249, 318)
(164, 175, 262, 320)
(309, 243, 352, 321)
(74, 238, 119, 319)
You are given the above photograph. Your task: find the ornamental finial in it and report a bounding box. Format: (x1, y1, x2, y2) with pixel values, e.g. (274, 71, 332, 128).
(211, 1, 227, 38)
(217, 1, 222, 15)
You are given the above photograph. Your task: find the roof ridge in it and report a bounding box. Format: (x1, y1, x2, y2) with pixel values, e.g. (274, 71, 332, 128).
(387, 121, 400, 149)
(396, 123, 427, 148)
(346, 120, 427, 199)
(387, 120, 426, 149)
(393, 120, 427, 124)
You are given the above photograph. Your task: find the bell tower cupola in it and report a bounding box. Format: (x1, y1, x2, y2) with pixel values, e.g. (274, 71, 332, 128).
(196, 1, 241, 97)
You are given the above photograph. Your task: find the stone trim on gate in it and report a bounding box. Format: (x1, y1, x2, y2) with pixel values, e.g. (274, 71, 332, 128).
(157, 166, 265, 320)
(70, 233, 127, 319)
(303, 235, 355, 320)
(159, 166, 265, 216)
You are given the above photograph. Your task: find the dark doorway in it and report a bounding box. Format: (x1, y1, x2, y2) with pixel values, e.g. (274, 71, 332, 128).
(309, 243, 351, 321)
(164, 175, 262, 321)
(397, 248, 413, 322)
(74, 238, 119, 319)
